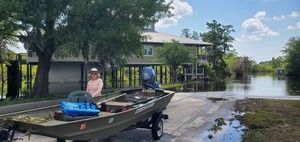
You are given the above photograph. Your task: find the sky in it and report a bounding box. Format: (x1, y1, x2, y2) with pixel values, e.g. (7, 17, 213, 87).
(155, 0, 300, 62)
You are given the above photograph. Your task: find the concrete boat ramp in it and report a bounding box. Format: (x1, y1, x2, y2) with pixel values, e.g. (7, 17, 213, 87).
(6, 92, 300, 142)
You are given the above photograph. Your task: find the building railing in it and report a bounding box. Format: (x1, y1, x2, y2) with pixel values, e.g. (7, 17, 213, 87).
(184, 68, 204, 75)
(197, 54, 207, 63)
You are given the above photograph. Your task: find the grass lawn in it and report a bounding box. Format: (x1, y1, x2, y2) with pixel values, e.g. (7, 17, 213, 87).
(235, 99, 300, 142)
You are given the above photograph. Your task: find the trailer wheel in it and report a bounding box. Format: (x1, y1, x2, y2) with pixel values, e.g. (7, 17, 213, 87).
(151, 114, 163, 140)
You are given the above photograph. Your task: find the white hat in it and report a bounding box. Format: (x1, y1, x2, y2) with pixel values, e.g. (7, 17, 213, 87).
(89, 68, 99, 73)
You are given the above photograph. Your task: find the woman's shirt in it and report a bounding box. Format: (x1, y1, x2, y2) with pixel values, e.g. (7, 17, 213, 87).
(86, 78, 103, 97)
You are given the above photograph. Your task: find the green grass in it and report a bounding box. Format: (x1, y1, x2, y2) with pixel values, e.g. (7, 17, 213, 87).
(236, 99, 300, 142)
(160, 81, 199, 89)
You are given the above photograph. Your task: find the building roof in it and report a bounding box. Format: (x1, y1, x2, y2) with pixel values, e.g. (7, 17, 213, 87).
(142, 31, 213, 46)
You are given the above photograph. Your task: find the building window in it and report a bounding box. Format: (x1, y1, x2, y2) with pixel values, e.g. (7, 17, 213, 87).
(144, 45, 153, 56)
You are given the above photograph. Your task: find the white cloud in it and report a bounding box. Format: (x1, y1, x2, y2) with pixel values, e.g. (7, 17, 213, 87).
(235, 38, 242, 42)
(241, 33, 262, 41)
(290, 12, 300, 17)
(287, 22, 300, 30)
(156, 0, 193, 28)
(254, 11, 266, 20)
(156, 18, 178, 28)
(287, 26, 295, 30)
(241, 11, 279, 41)
(272, 15, 285, 21)
(242, 18, 265, 32)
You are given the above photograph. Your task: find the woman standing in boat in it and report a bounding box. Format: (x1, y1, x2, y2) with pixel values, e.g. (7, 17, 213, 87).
(86, 68, 103, 97)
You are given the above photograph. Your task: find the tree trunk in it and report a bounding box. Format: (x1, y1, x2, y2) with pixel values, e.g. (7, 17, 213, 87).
(31, 54, 52, 97)
(171, 66, 177, 83)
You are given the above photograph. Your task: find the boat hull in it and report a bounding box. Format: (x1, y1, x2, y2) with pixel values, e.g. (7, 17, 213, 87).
(0, 89, 175, 141)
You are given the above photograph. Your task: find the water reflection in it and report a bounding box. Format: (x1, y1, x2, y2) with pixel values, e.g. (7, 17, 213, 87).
(168, 80, 226, 92)
(201, 115, 245, 142)
(286, 77, 300, 95)
(167, 73, 300, 96)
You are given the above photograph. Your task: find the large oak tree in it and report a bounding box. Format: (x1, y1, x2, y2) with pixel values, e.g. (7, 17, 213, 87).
(0, 0, 171, 97)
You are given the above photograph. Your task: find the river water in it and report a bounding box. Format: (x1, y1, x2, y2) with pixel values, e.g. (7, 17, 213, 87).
(168, 73, 300, 96)
(168, 73, 300, 141)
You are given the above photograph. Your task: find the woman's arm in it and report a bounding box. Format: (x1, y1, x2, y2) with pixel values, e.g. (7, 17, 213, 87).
(95, 79, 103, 96)
(86, 81, 90, 92)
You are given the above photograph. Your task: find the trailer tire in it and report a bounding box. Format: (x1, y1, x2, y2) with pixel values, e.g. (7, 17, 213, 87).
(151, 114, 163, 140)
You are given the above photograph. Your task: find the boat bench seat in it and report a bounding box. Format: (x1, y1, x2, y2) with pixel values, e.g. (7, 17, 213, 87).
(105, 102, 134, 107)
(99, 111, 115, 116)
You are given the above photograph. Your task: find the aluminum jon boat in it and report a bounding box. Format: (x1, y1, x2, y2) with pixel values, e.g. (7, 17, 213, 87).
(0, 88, 175, 142)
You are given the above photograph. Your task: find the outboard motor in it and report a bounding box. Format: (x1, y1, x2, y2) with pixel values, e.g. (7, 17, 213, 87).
(142, 67, 160, 89)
